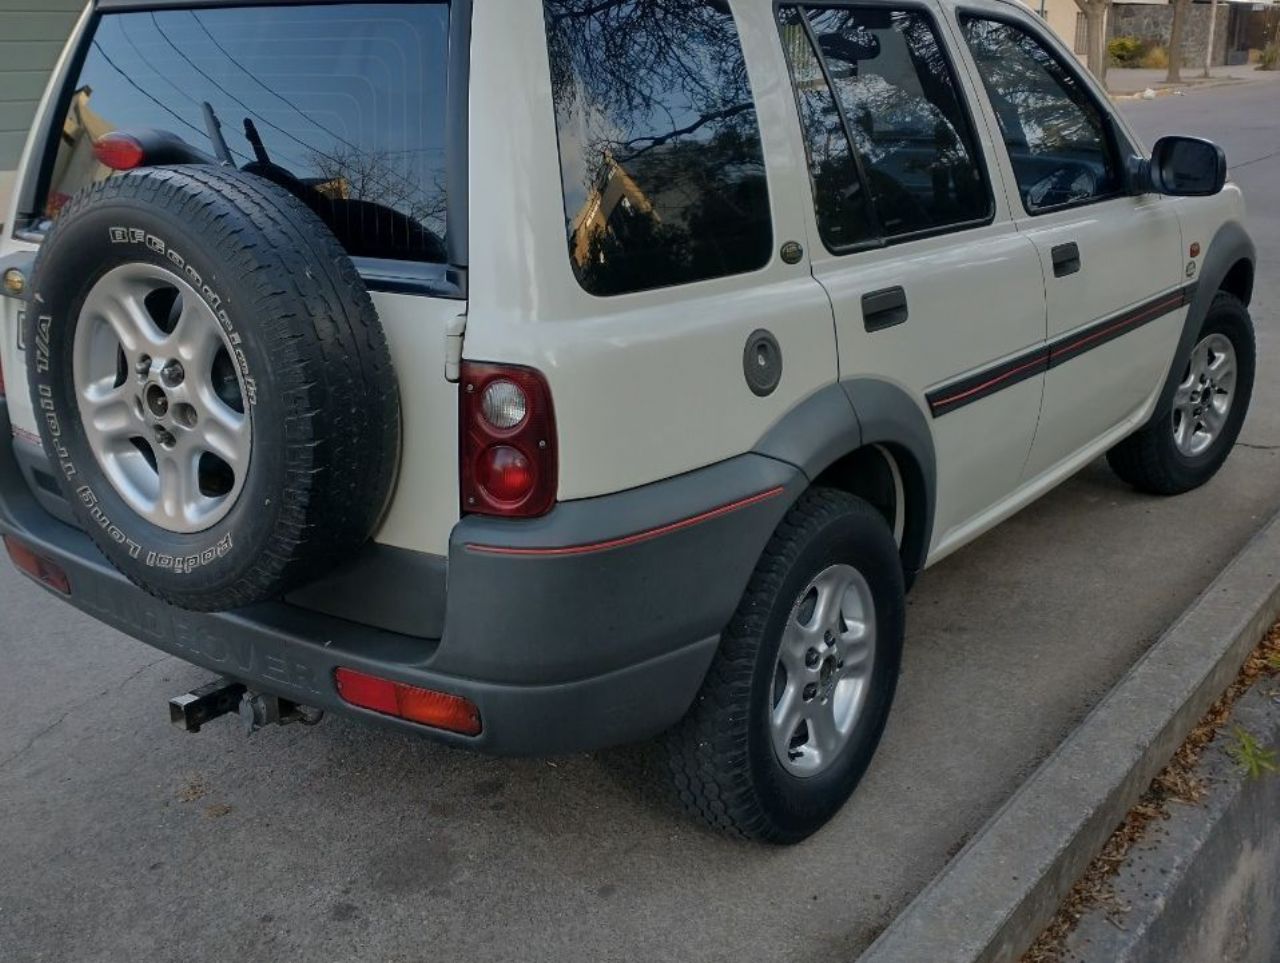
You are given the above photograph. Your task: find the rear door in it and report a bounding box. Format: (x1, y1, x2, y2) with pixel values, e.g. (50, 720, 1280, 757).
(955, 9, 1187, 480)
(1, 1, 467, 556)
(775, 1, 1048, 552)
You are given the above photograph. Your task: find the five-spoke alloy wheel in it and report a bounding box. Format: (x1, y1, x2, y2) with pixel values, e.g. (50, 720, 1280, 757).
(771, 564, 877, 777)
(1171, 331, 1237, 459)
(73, 263, 250, 534)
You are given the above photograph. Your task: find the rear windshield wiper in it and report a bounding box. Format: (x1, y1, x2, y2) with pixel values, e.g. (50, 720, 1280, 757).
(201, 101, 235, 166)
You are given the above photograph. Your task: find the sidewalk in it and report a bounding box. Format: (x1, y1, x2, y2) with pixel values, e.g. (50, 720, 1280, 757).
(1108, 63, 1280, 96)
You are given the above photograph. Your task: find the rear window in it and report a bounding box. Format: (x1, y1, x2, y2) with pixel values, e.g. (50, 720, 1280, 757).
(543, 0, 773, 298)
(41, 2, 452, 264)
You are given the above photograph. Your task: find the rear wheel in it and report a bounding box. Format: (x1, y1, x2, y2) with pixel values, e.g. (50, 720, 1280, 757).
(664, 488, 905, 843)
(1107, 291, 1255, 495)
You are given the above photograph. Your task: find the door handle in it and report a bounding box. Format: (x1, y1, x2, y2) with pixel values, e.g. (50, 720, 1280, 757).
(1051, 242, 1081, 278)
(862, 286, 908, 332)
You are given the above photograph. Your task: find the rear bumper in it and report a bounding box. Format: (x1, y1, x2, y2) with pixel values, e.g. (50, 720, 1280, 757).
(0, 401, 802, 754)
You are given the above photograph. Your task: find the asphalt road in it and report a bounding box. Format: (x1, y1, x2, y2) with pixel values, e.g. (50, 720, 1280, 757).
(2, 80, 1278, 963)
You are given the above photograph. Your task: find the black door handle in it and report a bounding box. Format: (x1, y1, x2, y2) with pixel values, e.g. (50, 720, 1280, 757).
(862, 286, 908, 332)
(1051, 242, 1081, 278)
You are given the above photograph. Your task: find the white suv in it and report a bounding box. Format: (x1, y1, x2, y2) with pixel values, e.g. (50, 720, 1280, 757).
(0, 0, 1256, 842)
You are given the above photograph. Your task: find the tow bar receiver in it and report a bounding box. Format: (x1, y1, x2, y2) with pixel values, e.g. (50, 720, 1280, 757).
(169, 679, 325, 734)
(169, 679, 246, 733)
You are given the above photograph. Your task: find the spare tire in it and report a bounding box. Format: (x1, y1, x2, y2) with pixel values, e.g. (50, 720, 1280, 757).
(25, 166, 400, 611)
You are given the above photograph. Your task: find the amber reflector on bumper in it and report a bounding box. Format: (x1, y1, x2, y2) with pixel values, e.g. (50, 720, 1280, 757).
(334, 668, 482, 736)
(3, 535, 71, 595)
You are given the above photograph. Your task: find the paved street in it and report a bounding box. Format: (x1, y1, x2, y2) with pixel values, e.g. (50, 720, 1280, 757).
(2, 81, 1278, 963)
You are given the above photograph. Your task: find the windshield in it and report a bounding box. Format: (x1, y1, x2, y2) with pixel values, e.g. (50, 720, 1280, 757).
(41, 2, 452, 264)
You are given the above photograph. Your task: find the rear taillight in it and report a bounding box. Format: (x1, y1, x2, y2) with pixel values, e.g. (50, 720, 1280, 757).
(92, 132, 145, 171)
(334, 668, 482, 736)
(460, 362, 557, 517)
(4, 536, 71, 595)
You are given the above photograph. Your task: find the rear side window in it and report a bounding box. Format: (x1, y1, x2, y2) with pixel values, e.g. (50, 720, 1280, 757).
(41, 3, 451, 264)
(960, 16, 1121, 213)
(543, 0, 773, 297)
(778, 5, 991, 250)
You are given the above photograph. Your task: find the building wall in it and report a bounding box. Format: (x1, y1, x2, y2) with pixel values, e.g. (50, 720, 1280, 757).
(1109, 2, 1233, 67)
(0, 0, 83, 217)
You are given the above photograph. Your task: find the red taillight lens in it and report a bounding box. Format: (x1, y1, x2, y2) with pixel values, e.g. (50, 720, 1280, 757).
(477, 445, 534, 502)
(334, 668, 482, 736)
(460, 362, 557, 517)
(3, 536, 71, 595)
(92, 132, 145, 171)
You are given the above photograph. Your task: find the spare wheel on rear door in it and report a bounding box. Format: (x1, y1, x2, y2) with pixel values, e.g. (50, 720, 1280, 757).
(25, 166, 401, 612)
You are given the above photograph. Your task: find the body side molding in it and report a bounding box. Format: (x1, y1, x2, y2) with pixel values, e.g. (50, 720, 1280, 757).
(926, 283, 1197, 418)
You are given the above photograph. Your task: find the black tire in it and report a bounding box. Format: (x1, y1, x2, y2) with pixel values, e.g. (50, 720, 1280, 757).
(663, 488, 905, 844)
(1107, 291, 1255, 496)
(26, 166, 400, 611)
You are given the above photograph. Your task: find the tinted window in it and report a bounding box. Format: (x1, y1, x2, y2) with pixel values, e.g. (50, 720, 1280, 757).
(544, 0, 773, 297)
(778, 9, 877, 249)
(960, 16, 1121, 213)
(780, 5, 990, 248)
(43, 4, 451, 263)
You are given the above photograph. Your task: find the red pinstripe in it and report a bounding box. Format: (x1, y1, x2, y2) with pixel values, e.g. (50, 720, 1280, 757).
(466, 486, 786, 558)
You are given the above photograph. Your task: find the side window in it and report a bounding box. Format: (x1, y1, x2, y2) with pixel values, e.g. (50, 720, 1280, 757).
(543, 0, 773, 297)
(960, 16, 1121, 214)
(778, 5, 991, 251)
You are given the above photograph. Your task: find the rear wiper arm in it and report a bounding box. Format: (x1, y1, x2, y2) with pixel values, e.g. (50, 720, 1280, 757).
(201, 101, 235, 166)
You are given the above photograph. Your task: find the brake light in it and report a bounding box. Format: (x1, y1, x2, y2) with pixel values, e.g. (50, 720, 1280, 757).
(4, 536, 71, 595)
(334, 668, 482, 736)
(92, 132, 145, 171)
(460, 362, 557, 517)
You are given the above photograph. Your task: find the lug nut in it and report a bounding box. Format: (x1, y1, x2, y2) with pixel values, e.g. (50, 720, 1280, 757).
(803, 683, 818, 702)
(805, 649, 820, 668)
(161, 361, 185, 387)
(135, 355, 152, 378)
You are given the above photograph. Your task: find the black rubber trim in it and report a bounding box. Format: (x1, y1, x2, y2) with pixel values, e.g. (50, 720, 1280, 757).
(1046, 283, 1196, 368)
(926, 344, 1049, 417)
(927, 283, 1197, 417)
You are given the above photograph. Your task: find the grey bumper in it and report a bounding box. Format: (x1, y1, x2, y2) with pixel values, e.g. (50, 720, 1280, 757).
(0, 401, 802, 754)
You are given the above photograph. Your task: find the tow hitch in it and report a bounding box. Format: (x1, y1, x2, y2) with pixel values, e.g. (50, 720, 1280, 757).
(169, 679, 324, 734)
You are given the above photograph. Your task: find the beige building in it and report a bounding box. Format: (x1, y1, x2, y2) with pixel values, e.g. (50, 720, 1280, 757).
(0, 0, 84, 219)
(1018, 0, 1088, 54)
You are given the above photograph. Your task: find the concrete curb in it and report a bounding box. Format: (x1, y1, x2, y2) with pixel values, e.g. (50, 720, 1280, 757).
(1064, 685, 1280, 963)
(857, 509, 1280, 963)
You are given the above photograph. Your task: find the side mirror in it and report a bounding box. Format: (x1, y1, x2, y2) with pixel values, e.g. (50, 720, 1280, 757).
(1148, 135, 1227, 196)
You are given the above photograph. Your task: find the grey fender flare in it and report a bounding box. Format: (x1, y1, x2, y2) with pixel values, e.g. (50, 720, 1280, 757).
(1150, 220, 1255, 425)
(755, 380, 937, 586)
